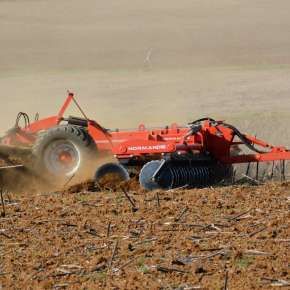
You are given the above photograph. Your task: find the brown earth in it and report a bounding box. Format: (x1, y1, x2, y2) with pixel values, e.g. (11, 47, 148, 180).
(0, 182, 289, 289)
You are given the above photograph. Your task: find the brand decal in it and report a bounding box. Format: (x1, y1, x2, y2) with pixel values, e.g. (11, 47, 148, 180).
(128, 144, 167, 151)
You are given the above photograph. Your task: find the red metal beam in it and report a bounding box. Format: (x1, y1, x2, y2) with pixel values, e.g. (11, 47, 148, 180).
(221, 151, 290, 164)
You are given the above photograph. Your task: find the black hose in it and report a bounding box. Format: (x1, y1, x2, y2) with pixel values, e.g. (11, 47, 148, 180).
(221, 122, 267, 154)
(189, 117, 267, 154)
(15, 112, 30, 128)
(188, 117, 216, 125)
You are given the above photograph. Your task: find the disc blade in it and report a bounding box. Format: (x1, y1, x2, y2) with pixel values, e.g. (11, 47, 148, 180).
(95, 162, 130, 183)
(139, 160, 164, 190)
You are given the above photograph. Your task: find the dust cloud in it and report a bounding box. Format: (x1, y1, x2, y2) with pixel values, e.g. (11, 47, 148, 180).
(0, 0, 290, 145)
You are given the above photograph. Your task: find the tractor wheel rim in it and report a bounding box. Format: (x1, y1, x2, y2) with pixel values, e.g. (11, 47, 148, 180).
(43, 139, 81, 176)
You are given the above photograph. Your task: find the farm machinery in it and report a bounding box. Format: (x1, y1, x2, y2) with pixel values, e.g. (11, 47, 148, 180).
(1, 91, 290, 190)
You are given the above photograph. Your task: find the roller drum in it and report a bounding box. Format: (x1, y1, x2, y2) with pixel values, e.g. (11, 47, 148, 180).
(139, 160, 232, 190)
(160, 163, 232, 189)
(156, 164, 212, 189)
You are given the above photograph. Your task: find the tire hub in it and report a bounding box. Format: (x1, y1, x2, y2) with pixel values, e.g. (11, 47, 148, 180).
(43, 140, 80, 176)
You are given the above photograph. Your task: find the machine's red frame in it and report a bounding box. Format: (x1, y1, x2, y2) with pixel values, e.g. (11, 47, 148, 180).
(2, 92, 290, 166)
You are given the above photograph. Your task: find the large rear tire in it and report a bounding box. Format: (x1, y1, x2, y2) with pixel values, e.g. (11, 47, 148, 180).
(32, 125, 97, 182)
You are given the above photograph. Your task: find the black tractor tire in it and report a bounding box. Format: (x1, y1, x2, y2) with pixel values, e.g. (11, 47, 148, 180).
(32, 125, 97, 183)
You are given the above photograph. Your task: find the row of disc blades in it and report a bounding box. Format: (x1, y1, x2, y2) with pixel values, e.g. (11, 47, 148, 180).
(139, 160, 213, 190)
(95, 160, 227, 191)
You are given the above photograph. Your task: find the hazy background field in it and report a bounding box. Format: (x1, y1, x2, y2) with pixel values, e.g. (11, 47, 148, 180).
(0, 0, 290, 144)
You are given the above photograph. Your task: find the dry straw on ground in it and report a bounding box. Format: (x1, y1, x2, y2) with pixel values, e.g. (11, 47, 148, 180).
(0, 181, 289, 289)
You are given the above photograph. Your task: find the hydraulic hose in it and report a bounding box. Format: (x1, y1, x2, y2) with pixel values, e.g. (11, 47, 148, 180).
(15, 112, 30, 128)
(189, 117, 267, 154)
(221, 122, 267, 154)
